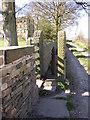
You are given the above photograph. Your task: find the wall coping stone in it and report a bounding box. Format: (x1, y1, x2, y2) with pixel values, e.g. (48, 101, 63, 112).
(0, 45, 34, 65)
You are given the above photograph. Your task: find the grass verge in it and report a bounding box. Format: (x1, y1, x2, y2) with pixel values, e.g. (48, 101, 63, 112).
(0, 39, 26, 47)
(67, 42, 90, 73)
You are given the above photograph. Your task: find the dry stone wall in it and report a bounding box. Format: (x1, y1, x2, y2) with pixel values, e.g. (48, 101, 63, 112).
(32, 30, 43, 79)
(0, 46, 39, 118)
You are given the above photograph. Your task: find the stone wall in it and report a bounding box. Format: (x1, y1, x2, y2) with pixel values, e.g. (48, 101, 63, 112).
(0, 46, 39, 118)
(57, 31, 66, 80)
(43, 42, 56, 76)
(32, 30, 56, 77)
(32, 30, 43, 79)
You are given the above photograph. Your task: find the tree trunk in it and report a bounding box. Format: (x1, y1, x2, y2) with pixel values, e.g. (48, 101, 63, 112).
(2, 1, 18, 46)
(54, 6, 58, 41)
(55, 19, 58, 41)
(36, 15, 38, 30)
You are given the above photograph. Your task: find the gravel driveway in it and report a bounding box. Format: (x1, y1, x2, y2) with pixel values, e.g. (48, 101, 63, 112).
(66, 47, 89, 118)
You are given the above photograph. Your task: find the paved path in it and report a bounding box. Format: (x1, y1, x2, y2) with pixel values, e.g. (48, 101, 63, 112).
(28, 46, 89, 119)
(28, 92, 70, 118)
(66, 47, 89, 118)
(28, 70, 70, 118)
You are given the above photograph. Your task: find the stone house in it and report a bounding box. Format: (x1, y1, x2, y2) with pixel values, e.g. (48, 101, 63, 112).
(0, 16, 34, 40)
(16, 16, 34, 40)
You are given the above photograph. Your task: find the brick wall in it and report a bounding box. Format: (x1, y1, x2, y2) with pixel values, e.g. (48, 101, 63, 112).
(0, 46, 39, 118)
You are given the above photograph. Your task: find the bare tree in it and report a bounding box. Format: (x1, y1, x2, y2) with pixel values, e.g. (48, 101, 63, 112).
(2, 0, 18, 46)
(28, 0, 82, 40)
(74, 0, 90, 16)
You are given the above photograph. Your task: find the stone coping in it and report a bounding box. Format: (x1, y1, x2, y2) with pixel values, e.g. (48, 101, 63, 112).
(0, 45, 34, 64)
(0, 45, 34, 50)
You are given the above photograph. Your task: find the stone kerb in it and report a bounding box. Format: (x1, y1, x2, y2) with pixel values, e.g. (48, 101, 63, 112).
(57, 31, 66, 80)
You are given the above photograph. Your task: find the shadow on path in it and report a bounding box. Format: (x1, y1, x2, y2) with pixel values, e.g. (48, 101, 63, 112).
(66, 47, 89, 118)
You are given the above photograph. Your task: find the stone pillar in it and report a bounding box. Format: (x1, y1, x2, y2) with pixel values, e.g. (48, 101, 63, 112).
(33, 30, 43, 79)
(57, 31, 66, 80)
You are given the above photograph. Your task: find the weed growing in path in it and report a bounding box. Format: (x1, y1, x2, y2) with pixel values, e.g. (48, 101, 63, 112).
(66, 101, 75, 111)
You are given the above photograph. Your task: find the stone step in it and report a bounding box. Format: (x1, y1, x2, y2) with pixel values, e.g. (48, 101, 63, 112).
(36, 79, 44, 89)
(42, 79, 57, 92)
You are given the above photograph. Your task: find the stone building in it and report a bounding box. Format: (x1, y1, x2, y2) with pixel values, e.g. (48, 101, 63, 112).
(16, 16, 34, 40)
(0, 16, 34, 40)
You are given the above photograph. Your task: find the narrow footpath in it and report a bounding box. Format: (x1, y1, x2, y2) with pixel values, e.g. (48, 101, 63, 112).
(28, 72, 70, 118)
(66, 47, 89, 118)
(28, 47, 89, 119)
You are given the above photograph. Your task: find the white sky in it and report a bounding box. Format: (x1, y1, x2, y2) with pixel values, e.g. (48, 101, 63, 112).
(65, 13, 88, 40)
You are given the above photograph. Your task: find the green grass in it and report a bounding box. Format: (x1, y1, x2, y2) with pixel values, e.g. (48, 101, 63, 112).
(0, 40, 4, 47)
(76, 42, 90, 53)
(66, 101, 75, 111)
(72, 39, 88, 52)
(67, 42, 90, 73)
(0, 40, 26, 47)
(39, 90, 51, 97)
(55, 94, 75, 111)
(73, 50, 89, 72)
(55, 95, 72, 101)
(18, 40, 26, 46)
(56, 80, 70, 91)
(55, 97, 67, 100)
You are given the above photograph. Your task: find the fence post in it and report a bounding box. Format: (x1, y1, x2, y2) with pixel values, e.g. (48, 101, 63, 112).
(57, 31, 66, 80)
